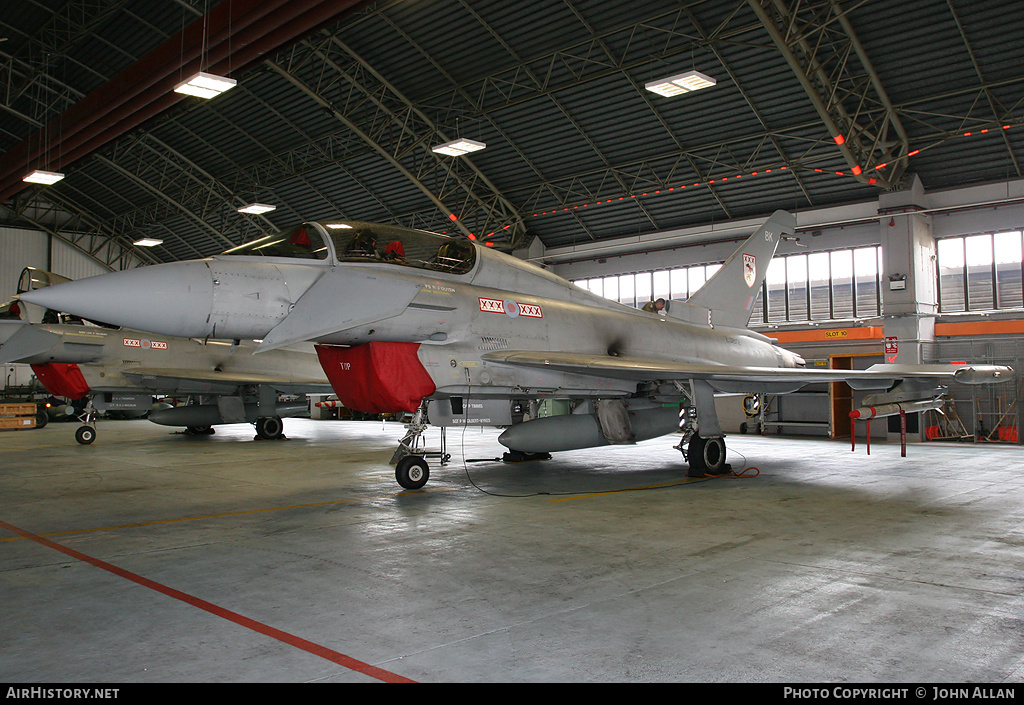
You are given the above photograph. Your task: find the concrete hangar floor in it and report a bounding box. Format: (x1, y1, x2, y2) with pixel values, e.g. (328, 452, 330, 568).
(1, 417, 1023, 684)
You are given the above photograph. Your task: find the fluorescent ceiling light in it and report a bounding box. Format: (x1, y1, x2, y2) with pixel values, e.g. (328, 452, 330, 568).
(645, 70, 717, 97)
(326, 223, 353, 229)
(173, 71, 236, 99)
(237, 203, 276, 214)
(431, 138, 486, 157)
(23, 170, 65, 185)
(133, 238, 163, 247)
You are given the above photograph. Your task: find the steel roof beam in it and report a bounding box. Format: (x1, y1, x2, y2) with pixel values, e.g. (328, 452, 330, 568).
(2, 190, 158, 271)
(943, 0, 1020, 178)
(385, 2, 598, 242)
(746, 0, 910, 189)
(0, 0, 367, 204)
(681, 5, 815, 207)
(415, 4, 767, 124)
(265, 32, 528, 249)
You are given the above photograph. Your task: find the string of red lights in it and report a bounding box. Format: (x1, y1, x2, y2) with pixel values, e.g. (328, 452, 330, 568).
(443, 119, 1019, 243)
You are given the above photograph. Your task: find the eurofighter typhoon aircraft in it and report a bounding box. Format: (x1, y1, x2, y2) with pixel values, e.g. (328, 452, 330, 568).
(19, 211, 1012, 488)
(3, 269, 331, 444)
(0, 318, 332, 444)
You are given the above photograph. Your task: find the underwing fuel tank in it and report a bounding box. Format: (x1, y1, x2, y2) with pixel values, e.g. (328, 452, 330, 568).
(498, 403, 681, 454)
(147, 401, 309, 427)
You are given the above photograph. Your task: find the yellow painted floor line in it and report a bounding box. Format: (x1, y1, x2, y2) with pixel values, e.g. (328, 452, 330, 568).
(0, 487, 455, 543)
(546, 476, 713, 502)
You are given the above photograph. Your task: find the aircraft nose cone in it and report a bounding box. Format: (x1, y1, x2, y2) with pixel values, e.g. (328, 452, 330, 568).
(19, 261, 215, 338)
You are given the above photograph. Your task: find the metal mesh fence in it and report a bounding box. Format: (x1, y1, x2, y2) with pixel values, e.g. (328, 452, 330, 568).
(921, 338, 1022, 443)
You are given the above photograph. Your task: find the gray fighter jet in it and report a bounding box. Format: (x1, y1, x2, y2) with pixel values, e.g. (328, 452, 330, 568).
(20, 213, 1012, 486)
(0, 318, 331, 444)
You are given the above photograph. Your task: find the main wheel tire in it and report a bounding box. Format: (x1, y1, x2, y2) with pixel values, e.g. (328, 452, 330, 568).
(75, 425, 96, 445)
(687, 435, 727, 475)
(395, 455, 429, 490)
(255, 416, 284, 439)
(687, 436, 707, 474)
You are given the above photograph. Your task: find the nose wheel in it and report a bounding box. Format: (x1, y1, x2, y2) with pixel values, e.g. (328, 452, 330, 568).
(395, 455, 429, 490)
(72, 400, 98, 445)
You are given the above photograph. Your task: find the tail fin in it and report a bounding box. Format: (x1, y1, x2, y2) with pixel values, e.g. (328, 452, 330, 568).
(680, 210, 795, 329)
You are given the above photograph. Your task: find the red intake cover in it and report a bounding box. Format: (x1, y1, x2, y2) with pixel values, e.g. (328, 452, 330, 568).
(30, 363, 91, 400)
(315, 342, 436, 414)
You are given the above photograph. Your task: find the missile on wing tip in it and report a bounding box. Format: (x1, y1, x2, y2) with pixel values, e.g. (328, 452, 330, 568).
(953, 365, 1013, 385)
(849, 398, 945, 420)
(18, 262, 215, 338)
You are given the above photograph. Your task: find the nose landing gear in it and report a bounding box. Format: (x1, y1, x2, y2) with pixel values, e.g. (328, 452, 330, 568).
(390, 401, 449, 489)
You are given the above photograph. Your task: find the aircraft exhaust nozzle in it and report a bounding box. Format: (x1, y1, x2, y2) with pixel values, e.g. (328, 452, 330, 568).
(18, 262, 216, 338)
(498, 405, 680, 453)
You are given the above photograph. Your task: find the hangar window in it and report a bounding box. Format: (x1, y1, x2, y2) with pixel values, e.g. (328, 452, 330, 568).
(574, 247, 883, 323)
(221, 225, 328, 259)
(580, 264, 720, 308)
(758, 248, 881, 323)
(808, 252, 831, 321)
(937, 231, 1024, 312)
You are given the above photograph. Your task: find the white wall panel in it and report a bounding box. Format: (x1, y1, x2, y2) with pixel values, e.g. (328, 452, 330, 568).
(49, 238, 111, 281)
(0, 227, 48, 300)
(1, 226, 114, 302)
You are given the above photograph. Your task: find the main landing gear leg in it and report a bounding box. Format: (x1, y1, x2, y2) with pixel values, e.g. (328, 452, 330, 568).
(675, 380, 730, 477)
(253, 385, 286, 440)
(390, 401, 449, 490)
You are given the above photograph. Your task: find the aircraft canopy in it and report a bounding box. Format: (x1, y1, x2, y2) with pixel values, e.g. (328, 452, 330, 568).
(219, 220, 477, 275)
(326, 221, 476, 274)
(220, 225, 329, 260)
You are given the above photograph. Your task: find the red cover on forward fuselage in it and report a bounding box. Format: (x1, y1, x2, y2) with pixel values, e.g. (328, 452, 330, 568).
(30, 363, 91, 400)
(315, 342, 436, 414)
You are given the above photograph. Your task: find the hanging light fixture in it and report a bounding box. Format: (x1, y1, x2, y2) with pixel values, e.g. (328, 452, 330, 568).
(23, 170, 65, 185)
(174, 71, 236, 99)
(237, 203, 276, 214)
(431, 138, 486, 157)
(133, 238, 163, 247)
(644, 70, 717, 97)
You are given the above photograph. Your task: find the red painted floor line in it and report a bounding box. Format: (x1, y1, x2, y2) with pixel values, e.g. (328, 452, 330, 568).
(0, 519, 415, 683)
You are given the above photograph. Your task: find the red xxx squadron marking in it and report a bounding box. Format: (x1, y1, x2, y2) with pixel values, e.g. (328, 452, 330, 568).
(478, 297, 543, 319)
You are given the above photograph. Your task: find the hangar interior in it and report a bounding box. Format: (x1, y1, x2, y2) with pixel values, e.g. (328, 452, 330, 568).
(2, 0, 1024, 684)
